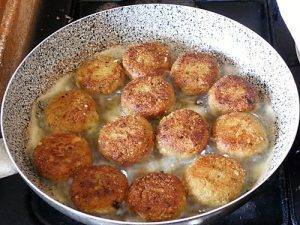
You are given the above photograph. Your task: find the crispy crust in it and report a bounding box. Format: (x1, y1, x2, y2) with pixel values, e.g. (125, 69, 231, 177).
(122, 42, 171, 79)
(45, 89, 99, 133)
(208, 75, 259, 114)
(157, 109, 209, 158)
(75, 55, 125, 94)
(171, 52, 219, 95)
(98, 115, 154, 166)
(121, 76, 175, 119)
(127, 172, 187, 221)
(70, 165, 128, 214)
(184, 154, 245, 207)
(212, 112, 268, 158)
(33, 133, 92, 182)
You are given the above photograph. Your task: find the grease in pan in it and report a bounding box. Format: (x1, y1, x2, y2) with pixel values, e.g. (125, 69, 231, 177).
(29, 42, 274, 222)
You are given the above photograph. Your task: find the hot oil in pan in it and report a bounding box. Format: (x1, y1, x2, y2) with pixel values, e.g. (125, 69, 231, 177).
(28, 45, 275, 221)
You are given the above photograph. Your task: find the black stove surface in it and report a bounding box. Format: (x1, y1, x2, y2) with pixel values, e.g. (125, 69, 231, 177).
(1, 0, 300, 224)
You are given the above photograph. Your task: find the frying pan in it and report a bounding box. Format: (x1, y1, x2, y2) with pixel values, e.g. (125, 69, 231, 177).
(1, 4, 299, 225)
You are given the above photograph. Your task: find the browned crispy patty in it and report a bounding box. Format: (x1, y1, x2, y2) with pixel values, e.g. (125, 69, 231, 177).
(75, 55, 125, 94)
(127, 172, 186, 221)
(45, 89, 99, 133)
(33, 133, 92, 182)
(157, 109, 209, 158)
(121, 76, 175, 119)
(212, 112, 268, 158)
(185, 154, 245, 207)
(171, 52, 220, 95)
(122, 42, 171, 79)
(98, 115, 154, 166)
(70, 165, 128, 214)
(208, 75, 259, 114)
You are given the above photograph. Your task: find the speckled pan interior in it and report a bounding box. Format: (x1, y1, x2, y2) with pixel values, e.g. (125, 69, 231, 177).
(1, 4, 299, 224)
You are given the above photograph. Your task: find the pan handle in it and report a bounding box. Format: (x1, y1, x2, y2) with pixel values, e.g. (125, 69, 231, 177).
(0, 138, 17, 178)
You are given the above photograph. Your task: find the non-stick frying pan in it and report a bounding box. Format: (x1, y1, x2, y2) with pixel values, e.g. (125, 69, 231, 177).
(1, 4, 299, 225)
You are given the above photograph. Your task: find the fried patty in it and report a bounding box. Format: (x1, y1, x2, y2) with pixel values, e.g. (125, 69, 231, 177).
(122, 42, 171, 79)
(70, 165, 128, 214)
(157, 109, 209, 158)
(98, 115, 154, 166)
(208, 75, 259, 114)
(184, 154, 245, 207)
(45, 89, 99, 133)
(33, 133, 92, 182)
(171, 52, 220, 95)
(121, 76, 175, 119)
(75, 55, 125, 94)
(127, 172, 186, 221)
(212, 112, 268, 158)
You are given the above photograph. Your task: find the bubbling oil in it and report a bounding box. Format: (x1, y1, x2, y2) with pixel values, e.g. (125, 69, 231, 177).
(28, 45, 275, 221)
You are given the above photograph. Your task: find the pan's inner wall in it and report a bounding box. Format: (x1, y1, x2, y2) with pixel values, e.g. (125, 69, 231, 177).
(2, 4, 298, 222)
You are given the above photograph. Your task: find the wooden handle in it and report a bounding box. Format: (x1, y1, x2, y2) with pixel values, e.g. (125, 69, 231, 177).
(0, 0, 39, 102)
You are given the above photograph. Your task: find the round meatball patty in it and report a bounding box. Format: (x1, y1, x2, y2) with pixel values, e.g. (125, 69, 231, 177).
(75, 55, 125, 94)
(171, 52, 219, 95)
(45, 89, 99, 133)
(123, 42, 171, 79)
(33, 133, 92, 182)
(208, 75, 259, 114)
(185, 154, 245, 207)
(98, 115, 154, 166)
(157, 109, 209, 158)
(71, 165, 128, 214)
(121, 76, 175, 119)
(127, 172, 186, 221)
(212, 112, 268, 158)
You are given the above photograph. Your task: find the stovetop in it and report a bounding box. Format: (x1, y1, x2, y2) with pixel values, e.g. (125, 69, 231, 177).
(0, 0, 300, 224)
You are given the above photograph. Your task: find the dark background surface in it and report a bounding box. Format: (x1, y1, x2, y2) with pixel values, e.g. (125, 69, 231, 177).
(0, 0, 299, 224)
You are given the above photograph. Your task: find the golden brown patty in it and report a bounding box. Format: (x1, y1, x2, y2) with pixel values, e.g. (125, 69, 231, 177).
(33, 133, 92, 182)
(71, 165, 128, 214)
(122, 42, 171, 79)
(171, 52, 219, 95)
(127, 172, 186, 221)
(185, 154, 245, 207)
(208, 75, 259, 114)
(121, 76, 175, 119)
(75, 55, 125, 94)
(212, 112, 268, 158)
(98, 115, 154, 166)
(157, 109, 209, 158)
(45, 89, 99, 133)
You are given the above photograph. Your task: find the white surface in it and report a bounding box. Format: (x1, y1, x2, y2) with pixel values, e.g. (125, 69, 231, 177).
(277, 0, 300, 62)
(0, 138, 17, 178)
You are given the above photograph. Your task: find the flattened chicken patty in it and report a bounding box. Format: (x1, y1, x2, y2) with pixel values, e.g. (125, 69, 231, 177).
(212, 112, 268, 158)
(127, 172, 186, 221)
(98, 115, 154, 166)
(75, 55, 125, 94)
(185, 154, 245, 207)
(208, 75, 259, 114)
(171, 52, 220, 95)
(122, 42, 171, 79)
(33, 133, 92, 182)
(157, 109, 209, 158)
(121, 76, 175, 119)
(45, 89, 99, 133)
(71, 165, 128, 214)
